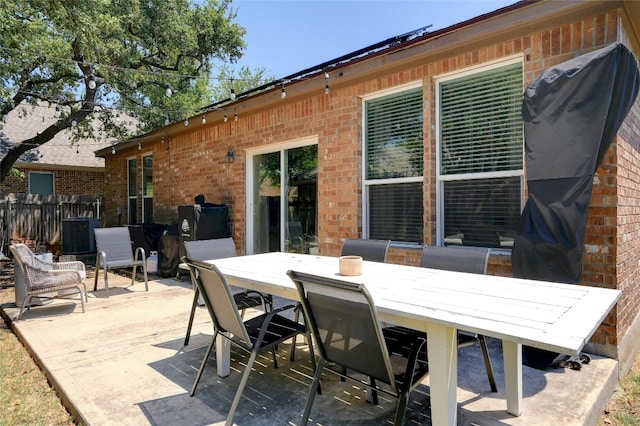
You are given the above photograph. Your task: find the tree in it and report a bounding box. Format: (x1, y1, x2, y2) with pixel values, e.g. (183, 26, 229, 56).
(0, 0, 247, 182)
(211, 64, 273, 104)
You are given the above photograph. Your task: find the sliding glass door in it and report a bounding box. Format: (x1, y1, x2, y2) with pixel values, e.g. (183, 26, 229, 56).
(249, 141, 317, 254)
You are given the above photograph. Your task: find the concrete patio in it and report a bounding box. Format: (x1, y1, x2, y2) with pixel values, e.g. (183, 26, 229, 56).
(0, 272, 619, 425)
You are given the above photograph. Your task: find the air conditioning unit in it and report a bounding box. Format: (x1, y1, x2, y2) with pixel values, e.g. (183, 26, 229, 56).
(62, 218, 101, 254)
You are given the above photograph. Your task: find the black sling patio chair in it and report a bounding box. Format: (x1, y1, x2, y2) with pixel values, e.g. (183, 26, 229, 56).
(291, 237, 391, 361)
(182, 237, 271, 345)
(186, 259, 314, 426)
(288, 270, 429, 425)
(419, 245, 498, 392)
(341, 238, 390, 262)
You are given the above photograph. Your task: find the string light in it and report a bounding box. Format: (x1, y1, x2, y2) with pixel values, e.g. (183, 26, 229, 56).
(4, 45, 347, 137)
(111, 146, 116, 155)
(137, 142, 141, 150)
(88, 74, 97, 90)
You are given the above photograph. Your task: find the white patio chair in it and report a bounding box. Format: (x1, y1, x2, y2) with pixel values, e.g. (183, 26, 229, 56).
(10, 244, 86, 320)
(93, 227, 148, 298)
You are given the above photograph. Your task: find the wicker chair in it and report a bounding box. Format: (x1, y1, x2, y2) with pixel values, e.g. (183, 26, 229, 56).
(9, 244, 87, 320)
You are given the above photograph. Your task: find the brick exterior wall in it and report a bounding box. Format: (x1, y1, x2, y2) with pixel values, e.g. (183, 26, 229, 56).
(0, 166, 105, 198)
(103, 8, 639, 353)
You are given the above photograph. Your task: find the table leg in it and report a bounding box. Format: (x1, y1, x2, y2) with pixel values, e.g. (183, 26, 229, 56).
(502, 340, 522, 416)
(426, 323, 458, 426)
(216, 332, 231, 377)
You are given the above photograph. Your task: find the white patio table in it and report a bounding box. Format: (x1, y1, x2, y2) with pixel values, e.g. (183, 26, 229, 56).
(206, 252, 621, 426)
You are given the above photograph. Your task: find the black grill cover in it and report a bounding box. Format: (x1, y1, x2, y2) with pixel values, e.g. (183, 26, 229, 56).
(511, 43, 639, 369)
(512, 42, 639, 284)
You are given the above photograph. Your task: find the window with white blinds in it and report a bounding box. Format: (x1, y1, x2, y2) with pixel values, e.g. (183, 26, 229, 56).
(437, 60, 524, 249)
(364, 86, 423, 243)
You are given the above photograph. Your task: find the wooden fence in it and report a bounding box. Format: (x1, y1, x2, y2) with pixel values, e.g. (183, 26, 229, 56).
(0, 194, 102, 253)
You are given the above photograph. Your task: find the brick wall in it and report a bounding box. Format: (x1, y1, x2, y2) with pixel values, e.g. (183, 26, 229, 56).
(103, 9, 635, 351)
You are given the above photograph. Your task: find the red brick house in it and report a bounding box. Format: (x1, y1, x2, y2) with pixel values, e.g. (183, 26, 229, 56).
(96, 0, 640, 375)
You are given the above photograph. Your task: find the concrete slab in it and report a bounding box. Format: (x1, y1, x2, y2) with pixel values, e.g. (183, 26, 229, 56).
(1, 274, 618, 425)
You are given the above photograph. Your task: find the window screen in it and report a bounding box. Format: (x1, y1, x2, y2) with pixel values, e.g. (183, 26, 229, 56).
(438, 61, 523, 249)
(365, 87, 423, 243)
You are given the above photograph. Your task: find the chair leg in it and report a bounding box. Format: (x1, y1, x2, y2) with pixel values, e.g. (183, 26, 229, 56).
(478, 334, 498, 392)
(393, 390, 409, 425)
(190, 333, 217, 397)
(142, 264, 148, 291)
(18, 295, 31, 320)
(81, 282, 89, 303)
(104, 265, 109, 298)
(93, 266, 99, 291)
(300, 360, 325, 425)
(77, 286, 86, 313)
(369, 377, 379, 405)
(290, 303, 302, 362)
(226, 348, 260, 426)
(184, 288, 200, 346)
(131, 264, 137, 287)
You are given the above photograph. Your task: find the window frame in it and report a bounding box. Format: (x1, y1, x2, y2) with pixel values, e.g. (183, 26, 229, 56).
(435, 55, 525, 250)
(362, 82, 424, 245)
(127, 157, 137, 225)
(142, 153, 153, 224)
(28, 171, 55, 195)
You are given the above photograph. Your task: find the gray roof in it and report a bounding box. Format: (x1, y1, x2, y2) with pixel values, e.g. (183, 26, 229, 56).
(0, 103, 119, 169)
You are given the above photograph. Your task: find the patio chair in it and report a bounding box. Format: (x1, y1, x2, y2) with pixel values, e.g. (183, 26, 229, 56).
(419, 245, 497, 392)
(288, 270, 429, 425)
(9, 244, 86, 320)
(286, 221, 309, 253)
(331, 238, 391, 377)
(341, 238, 390, 262)
(182, 237, 272, 345)
(185, 259, 314, 426)
(93, 227, 148, 298)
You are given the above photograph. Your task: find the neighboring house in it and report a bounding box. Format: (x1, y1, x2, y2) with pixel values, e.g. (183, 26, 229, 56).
(0, 102, 110, 198)
(96, 0, 640, 374)
(0, 103, 123, 252)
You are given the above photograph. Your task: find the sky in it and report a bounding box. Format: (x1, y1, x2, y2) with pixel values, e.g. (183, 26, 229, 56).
(230, 0, 518, 79)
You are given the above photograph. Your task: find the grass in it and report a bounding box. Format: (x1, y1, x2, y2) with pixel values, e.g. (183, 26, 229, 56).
(0, 256, 639, 425)
(0, 285, 77, 425)
(599, 354, 640, 425)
